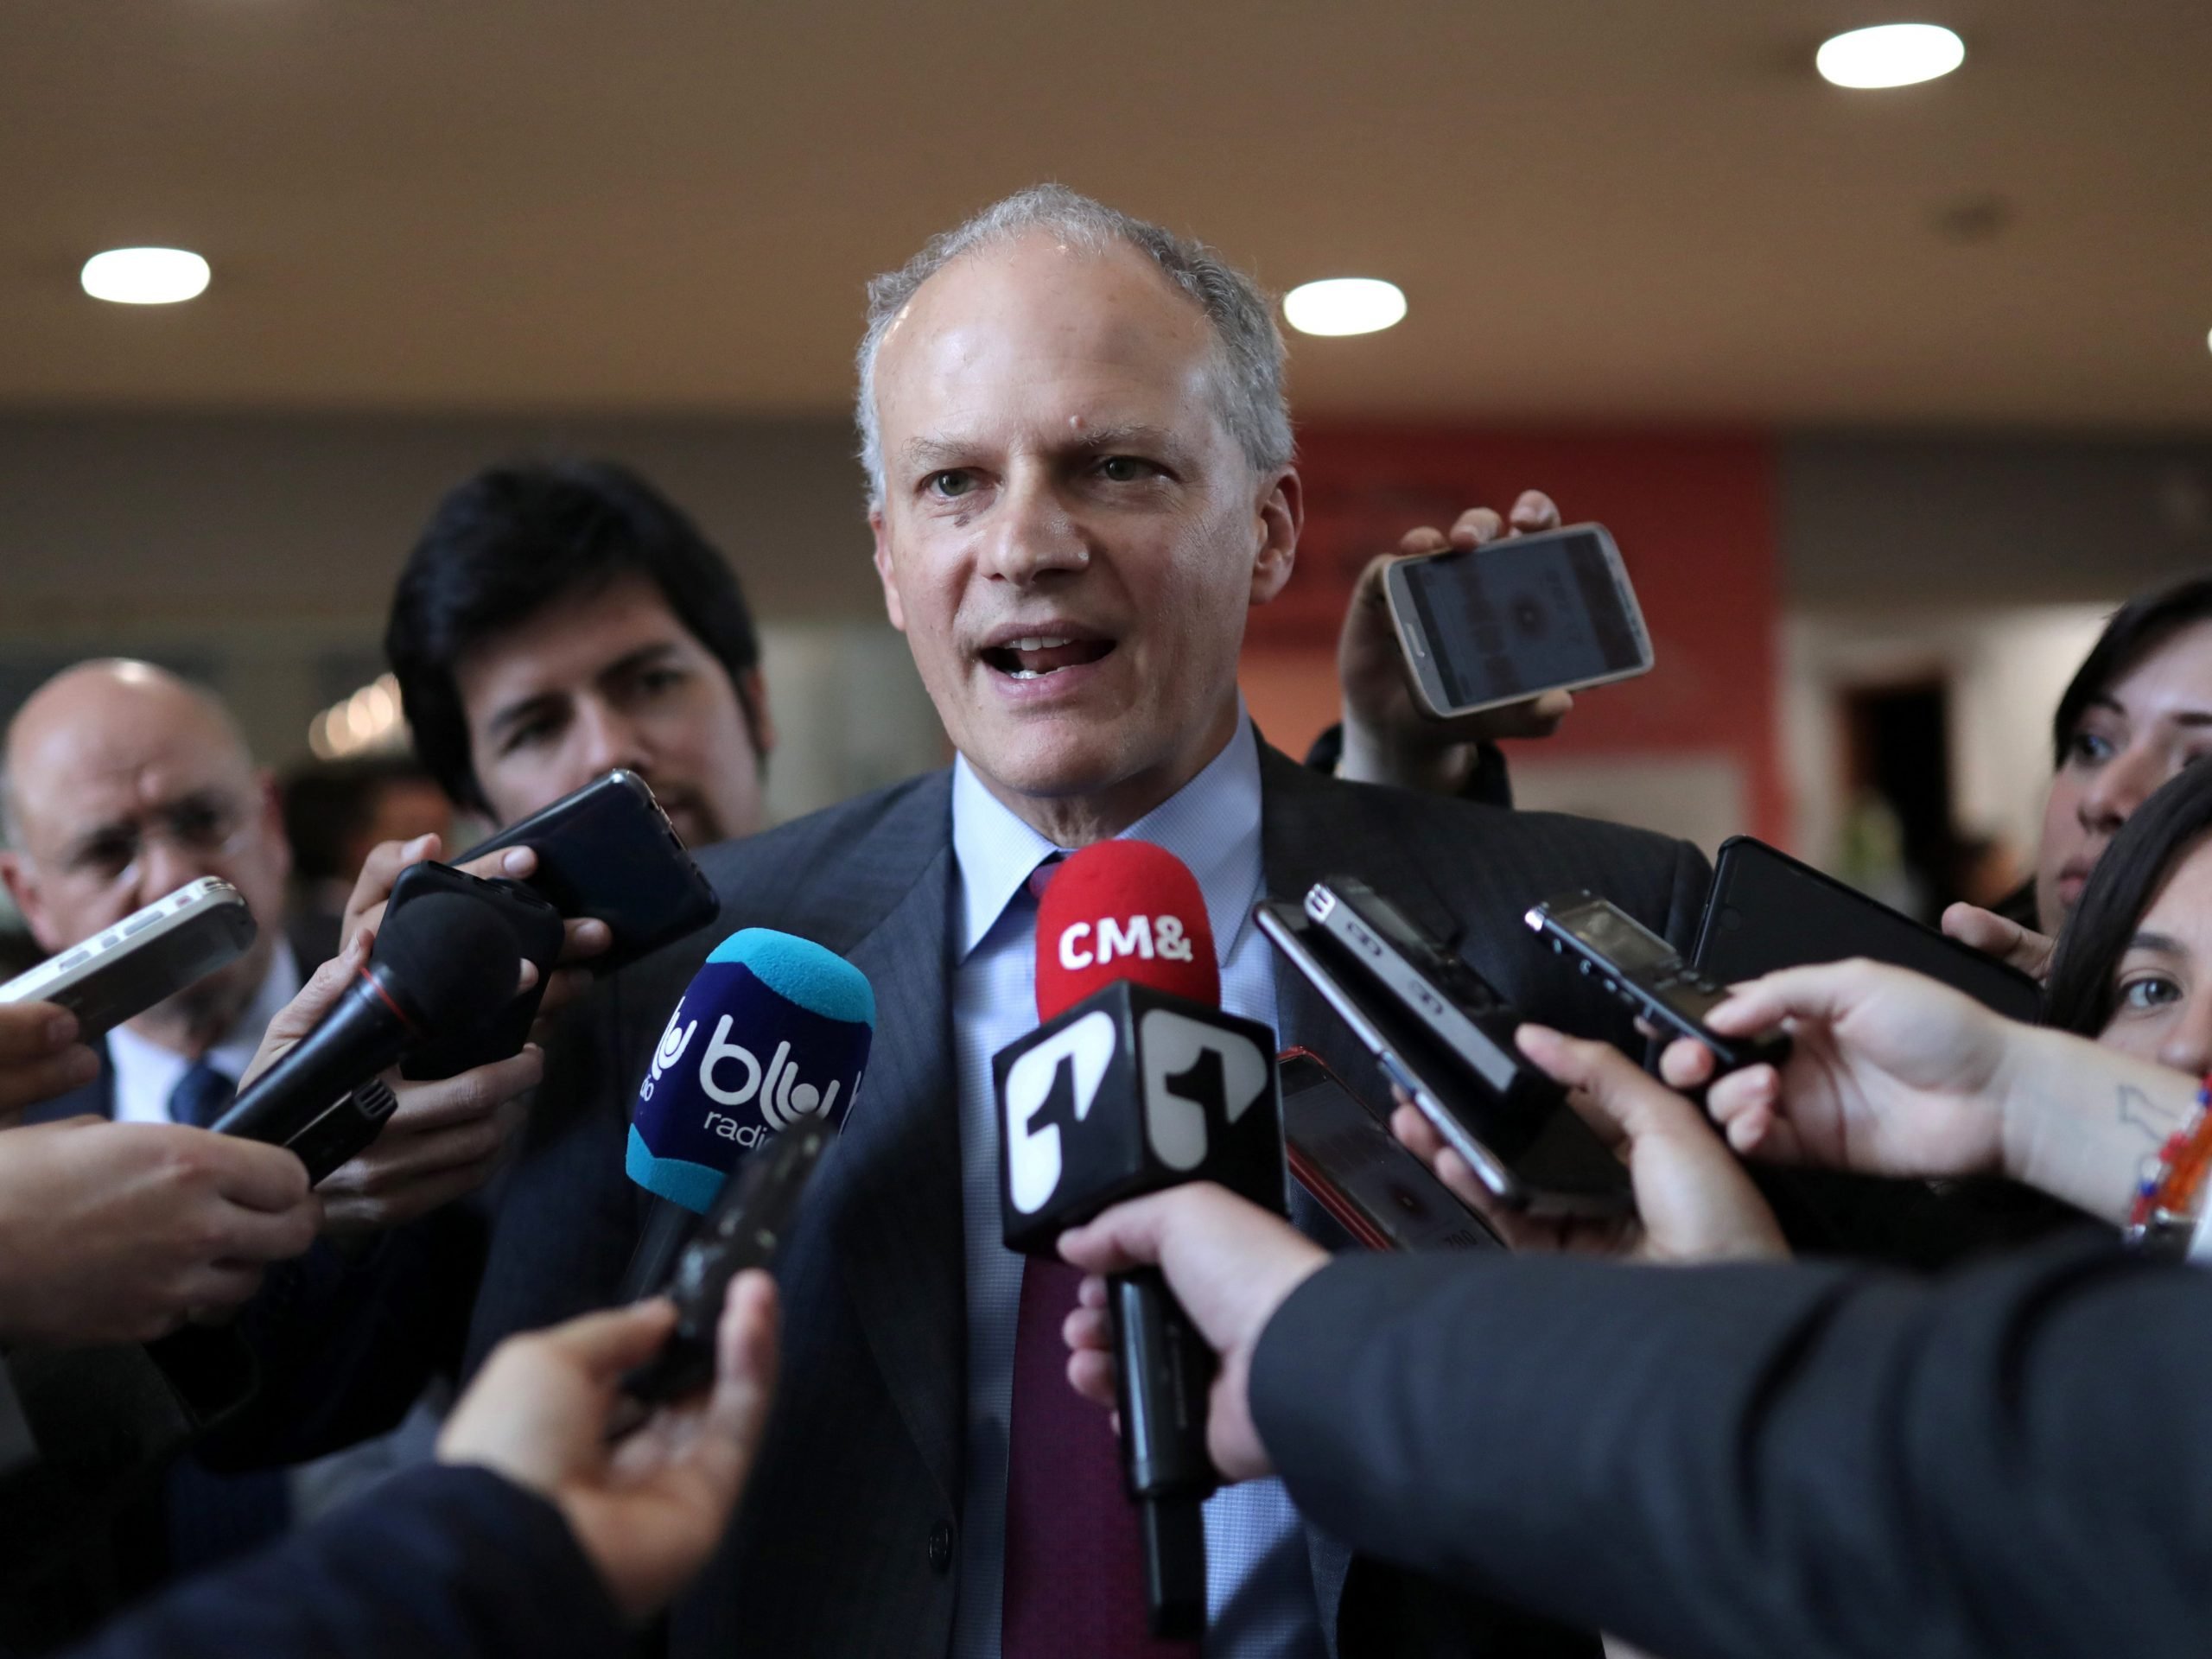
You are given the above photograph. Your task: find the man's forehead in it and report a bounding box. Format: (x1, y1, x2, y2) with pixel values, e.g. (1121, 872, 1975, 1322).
(12, 721, 247, 831)
(460, 571, 690, 709)
(879, 238, 1218, 429)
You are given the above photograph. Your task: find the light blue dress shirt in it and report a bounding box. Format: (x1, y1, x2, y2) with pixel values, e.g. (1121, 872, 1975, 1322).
(947, 708, 1325, 1659)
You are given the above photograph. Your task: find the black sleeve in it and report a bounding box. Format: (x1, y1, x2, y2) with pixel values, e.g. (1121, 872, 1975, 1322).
(197, 1203, 487, 1469)
(1304, 723, 1514, 809)
(1249, 1241, 2212, 1659)
(63, 1465, 629, 1659)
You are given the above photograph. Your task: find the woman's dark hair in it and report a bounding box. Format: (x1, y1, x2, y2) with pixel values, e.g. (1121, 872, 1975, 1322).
(2043, 759, 2212, 1036)
(385, 459, 761, 813)
(2048, 575, 2212, 768)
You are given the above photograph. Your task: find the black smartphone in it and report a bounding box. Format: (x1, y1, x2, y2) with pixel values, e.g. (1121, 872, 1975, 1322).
(622, 1122, 830, 1410)
(1525, 890, 1792, 1074)
(1382, 523, 1654, 718)
(1695, 836, 2042, 1022)
(458, 771, 720, 971)
(1280, 1049, 1499, 1253)
(385, 861, 566, 1080)
(1254, 899, 1630, 1216)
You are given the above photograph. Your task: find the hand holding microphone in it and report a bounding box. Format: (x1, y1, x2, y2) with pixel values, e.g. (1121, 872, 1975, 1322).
(219, 881, 546, 1231)
(993, 840, 1286, 1637)
(1058, 1185, 1326, 1484)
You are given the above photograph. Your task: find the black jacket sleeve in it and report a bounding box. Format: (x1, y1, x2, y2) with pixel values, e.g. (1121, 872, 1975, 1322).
(62, 1465, 629, 1659)
(1249, 1240, 2212, 1659)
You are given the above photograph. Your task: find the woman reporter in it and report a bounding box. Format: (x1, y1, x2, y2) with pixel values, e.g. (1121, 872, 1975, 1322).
(1945, 575, 2212, 977)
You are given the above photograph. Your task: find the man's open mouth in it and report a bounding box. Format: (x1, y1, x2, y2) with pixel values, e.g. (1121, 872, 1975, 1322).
(980, 634, 1117, 681)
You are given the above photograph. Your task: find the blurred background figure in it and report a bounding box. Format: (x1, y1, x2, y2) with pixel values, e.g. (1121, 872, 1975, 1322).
(280, 753, 454, 961)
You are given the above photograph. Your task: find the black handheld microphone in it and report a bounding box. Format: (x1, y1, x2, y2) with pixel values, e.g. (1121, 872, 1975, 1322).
(213, 890, 519, 1170)
(994, 840, 1284, 1638)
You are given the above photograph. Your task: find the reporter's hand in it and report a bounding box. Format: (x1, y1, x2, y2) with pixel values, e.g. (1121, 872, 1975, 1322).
(244, 931, 545, 1236)
(1390, 1026, 1788, 1263)
(0, 1117, 320, 1345)
(1941, 902, 2056, 982)
(1336, 493, 1573, 793)
(344, 832, 612, 1022)
(1057, 1184, 1327, 1484)
(0, 1001, 99, 1125)
(439, 1274, 779, 1620)
(1675, 958, 2013, 1179)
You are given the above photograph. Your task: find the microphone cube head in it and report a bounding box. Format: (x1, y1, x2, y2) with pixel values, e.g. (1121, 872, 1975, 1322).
(996, 981, 1285, 1256)
(627, 929, 874, 1213)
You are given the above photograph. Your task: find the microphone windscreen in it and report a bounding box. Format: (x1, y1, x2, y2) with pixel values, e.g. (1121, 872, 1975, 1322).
(1035, 840, 1217, 1021)
(627, 928, 874, 1213)
(373, 890, 524, 1029)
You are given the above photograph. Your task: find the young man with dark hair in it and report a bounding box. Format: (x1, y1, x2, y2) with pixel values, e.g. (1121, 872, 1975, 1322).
(385, 459, 774, 848)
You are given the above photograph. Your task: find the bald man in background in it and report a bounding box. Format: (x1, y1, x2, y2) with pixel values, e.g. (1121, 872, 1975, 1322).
(0, 659, 536, 1644)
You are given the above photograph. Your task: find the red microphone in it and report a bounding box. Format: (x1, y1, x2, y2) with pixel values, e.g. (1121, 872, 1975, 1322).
(995, 838, 1282, 1638)
(1035, 839, 1218, 1020)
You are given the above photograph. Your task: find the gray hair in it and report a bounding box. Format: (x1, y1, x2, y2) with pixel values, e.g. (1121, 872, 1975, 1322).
(855, 184, 1294, 506)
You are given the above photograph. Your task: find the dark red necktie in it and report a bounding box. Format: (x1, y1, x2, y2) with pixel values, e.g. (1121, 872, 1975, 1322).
(1001, 854, 1199, 1656)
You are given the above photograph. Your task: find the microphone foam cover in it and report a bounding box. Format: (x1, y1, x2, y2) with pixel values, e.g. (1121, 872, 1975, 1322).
(372, 890, 524, 1029)
(627, 928, 874, 1212)
(1035, 840, 1217, 1021)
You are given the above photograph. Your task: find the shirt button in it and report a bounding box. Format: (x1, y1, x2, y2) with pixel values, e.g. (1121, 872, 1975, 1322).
(927, 1520, 954, 1573)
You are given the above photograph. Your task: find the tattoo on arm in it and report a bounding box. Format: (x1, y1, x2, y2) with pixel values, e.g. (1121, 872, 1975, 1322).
(2116, 1084, 2184, 1144)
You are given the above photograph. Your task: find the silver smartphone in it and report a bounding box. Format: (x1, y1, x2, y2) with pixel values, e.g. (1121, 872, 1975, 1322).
(1382, 522, 1654, 719)
(0, 878, 257, 1039)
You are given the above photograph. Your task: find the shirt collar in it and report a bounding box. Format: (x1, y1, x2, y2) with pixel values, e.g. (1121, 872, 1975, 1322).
(950, 702, 1266, 968)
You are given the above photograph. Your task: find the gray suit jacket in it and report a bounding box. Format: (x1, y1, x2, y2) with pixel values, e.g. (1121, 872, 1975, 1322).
(466, 739, 1709, 1657)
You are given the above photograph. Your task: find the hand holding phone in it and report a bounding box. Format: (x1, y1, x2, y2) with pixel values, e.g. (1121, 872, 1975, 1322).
(1253, 896, 1630, 1217)
(1382, 523, 1652, 721)
(457, 771, 719, 972)
(1335, 494, 1577, 791)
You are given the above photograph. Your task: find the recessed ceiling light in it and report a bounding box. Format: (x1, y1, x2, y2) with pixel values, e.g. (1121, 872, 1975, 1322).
(1815, 22, 1965, 89)
(80, 247, 211, 305)
(1283, 278, 1406, 338)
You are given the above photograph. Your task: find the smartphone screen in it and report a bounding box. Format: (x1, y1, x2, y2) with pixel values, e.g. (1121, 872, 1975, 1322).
(1281, 1052, 1499, 1253)
(1549, 897, 1678, 976)
(1395, 526, 1649, 711)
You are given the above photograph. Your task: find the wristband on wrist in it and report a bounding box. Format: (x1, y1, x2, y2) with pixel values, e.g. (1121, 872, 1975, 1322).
(2125, 1074, 2212, 1258)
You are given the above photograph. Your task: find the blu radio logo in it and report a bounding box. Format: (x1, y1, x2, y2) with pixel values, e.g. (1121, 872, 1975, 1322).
(641, 997, 851, 1130)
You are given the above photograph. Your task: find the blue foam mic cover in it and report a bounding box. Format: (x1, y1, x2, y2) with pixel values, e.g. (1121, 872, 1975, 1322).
(626, 928, 874, 1213)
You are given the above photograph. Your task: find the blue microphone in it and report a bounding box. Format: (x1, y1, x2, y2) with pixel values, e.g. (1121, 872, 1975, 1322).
(620, 928, 873, 1296)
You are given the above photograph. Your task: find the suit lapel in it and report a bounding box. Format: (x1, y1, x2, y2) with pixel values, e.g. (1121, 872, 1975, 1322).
(830, 826, 967, 1508)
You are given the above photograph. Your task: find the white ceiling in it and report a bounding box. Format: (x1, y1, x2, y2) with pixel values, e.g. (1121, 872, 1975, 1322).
(5, 0, 2210, 428)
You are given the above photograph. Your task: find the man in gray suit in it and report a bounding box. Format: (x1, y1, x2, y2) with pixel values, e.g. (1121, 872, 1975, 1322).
(467, 184, 1707, 1656)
